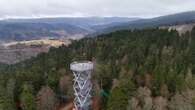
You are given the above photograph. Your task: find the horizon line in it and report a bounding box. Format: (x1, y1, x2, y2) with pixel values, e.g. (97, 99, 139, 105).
(0, 10, 194, 20)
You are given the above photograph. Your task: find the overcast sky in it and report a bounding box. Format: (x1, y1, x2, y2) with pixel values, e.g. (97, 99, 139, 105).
(0, 0, 195, 19)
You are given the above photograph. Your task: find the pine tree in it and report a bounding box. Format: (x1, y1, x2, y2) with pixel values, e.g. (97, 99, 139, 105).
(0, 79, 16, 110)
(20, 83, 36, 110)
(107, 87, 128, 110)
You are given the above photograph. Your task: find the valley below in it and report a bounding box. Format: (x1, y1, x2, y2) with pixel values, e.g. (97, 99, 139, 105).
(0, 38, 72, 64)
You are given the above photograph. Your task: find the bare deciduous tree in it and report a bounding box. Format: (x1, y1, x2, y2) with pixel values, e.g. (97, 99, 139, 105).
(37, 86, 57, 110)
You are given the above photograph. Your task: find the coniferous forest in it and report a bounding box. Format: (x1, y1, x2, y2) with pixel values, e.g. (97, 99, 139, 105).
(1, 27, 195, 110)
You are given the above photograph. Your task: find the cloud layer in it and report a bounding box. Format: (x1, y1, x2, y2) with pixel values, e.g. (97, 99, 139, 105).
(0, 0, 195, 18)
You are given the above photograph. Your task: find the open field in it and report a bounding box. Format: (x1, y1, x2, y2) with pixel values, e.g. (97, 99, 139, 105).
(0, 38, 72, 64)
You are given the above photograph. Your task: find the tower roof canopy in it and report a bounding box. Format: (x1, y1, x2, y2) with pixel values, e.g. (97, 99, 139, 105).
(70, 61, 93, 72)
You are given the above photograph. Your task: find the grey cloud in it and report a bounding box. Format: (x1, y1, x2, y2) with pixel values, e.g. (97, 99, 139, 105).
(0, 0, 194, 18)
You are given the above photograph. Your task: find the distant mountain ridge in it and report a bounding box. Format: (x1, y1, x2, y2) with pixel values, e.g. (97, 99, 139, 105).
(0, 22, 89, 41)
(101, 11, 195, 33)
(0, 11, 195, 42)
(0, 17, 138, 42)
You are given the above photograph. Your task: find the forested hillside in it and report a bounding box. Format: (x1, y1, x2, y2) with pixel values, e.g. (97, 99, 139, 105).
(1, 27, 195, 110)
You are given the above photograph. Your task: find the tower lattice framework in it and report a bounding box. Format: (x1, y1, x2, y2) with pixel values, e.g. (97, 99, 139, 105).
(70, 61, 93, 110)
